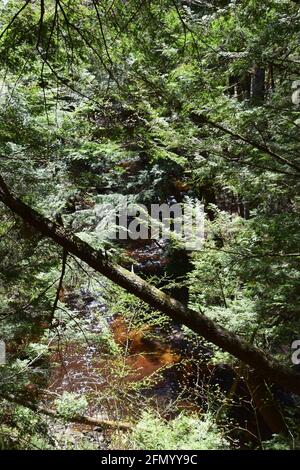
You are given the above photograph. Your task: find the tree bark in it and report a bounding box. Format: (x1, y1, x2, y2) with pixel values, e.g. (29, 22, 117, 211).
(1, 175, 300, 395)
(1, 393, 132, 431)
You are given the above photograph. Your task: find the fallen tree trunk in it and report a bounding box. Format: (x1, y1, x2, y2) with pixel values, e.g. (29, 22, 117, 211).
(1, 175, 300, 395)
(2, 393, 132, 431)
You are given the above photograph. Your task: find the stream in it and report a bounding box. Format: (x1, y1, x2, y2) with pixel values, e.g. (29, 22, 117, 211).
(41, 233, 210, 448)
(36, 168, 288, 448)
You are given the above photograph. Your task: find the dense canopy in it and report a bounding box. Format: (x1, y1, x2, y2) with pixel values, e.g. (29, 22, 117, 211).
(0, 0, 300, 451)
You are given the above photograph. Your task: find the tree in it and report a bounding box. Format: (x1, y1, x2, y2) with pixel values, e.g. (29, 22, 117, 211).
(1, 174, 300, 395)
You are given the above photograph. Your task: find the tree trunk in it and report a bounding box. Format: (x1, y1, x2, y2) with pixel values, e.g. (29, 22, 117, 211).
(251, 65, 265, 103)
(1, 393, 132, 431)
(246, 371, 289, 436)
(1, 175, 300, 395)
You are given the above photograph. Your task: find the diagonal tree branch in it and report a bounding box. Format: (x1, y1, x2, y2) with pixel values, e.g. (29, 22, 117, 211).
(1, 174, 300, 395)
(190, 113, 300, 174)
(0, 0, 31, 42)
(1, 392, 132, 431)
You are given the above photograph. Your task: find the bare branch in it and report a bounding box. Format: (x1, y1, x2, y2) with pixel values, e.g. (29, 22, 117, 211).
(1, 392, 132, 431)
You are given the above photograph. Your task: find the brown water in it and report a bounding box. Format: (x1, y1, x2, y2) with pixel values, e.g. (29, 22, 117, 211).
(41, 201, 276, 445)
(47, 310, 194, 413)
(43, 282, 282, 448)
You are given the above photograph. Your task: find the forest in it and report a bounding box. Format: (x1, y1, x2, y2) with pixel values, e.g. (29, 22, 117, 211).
(0, 0, 300, 452)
